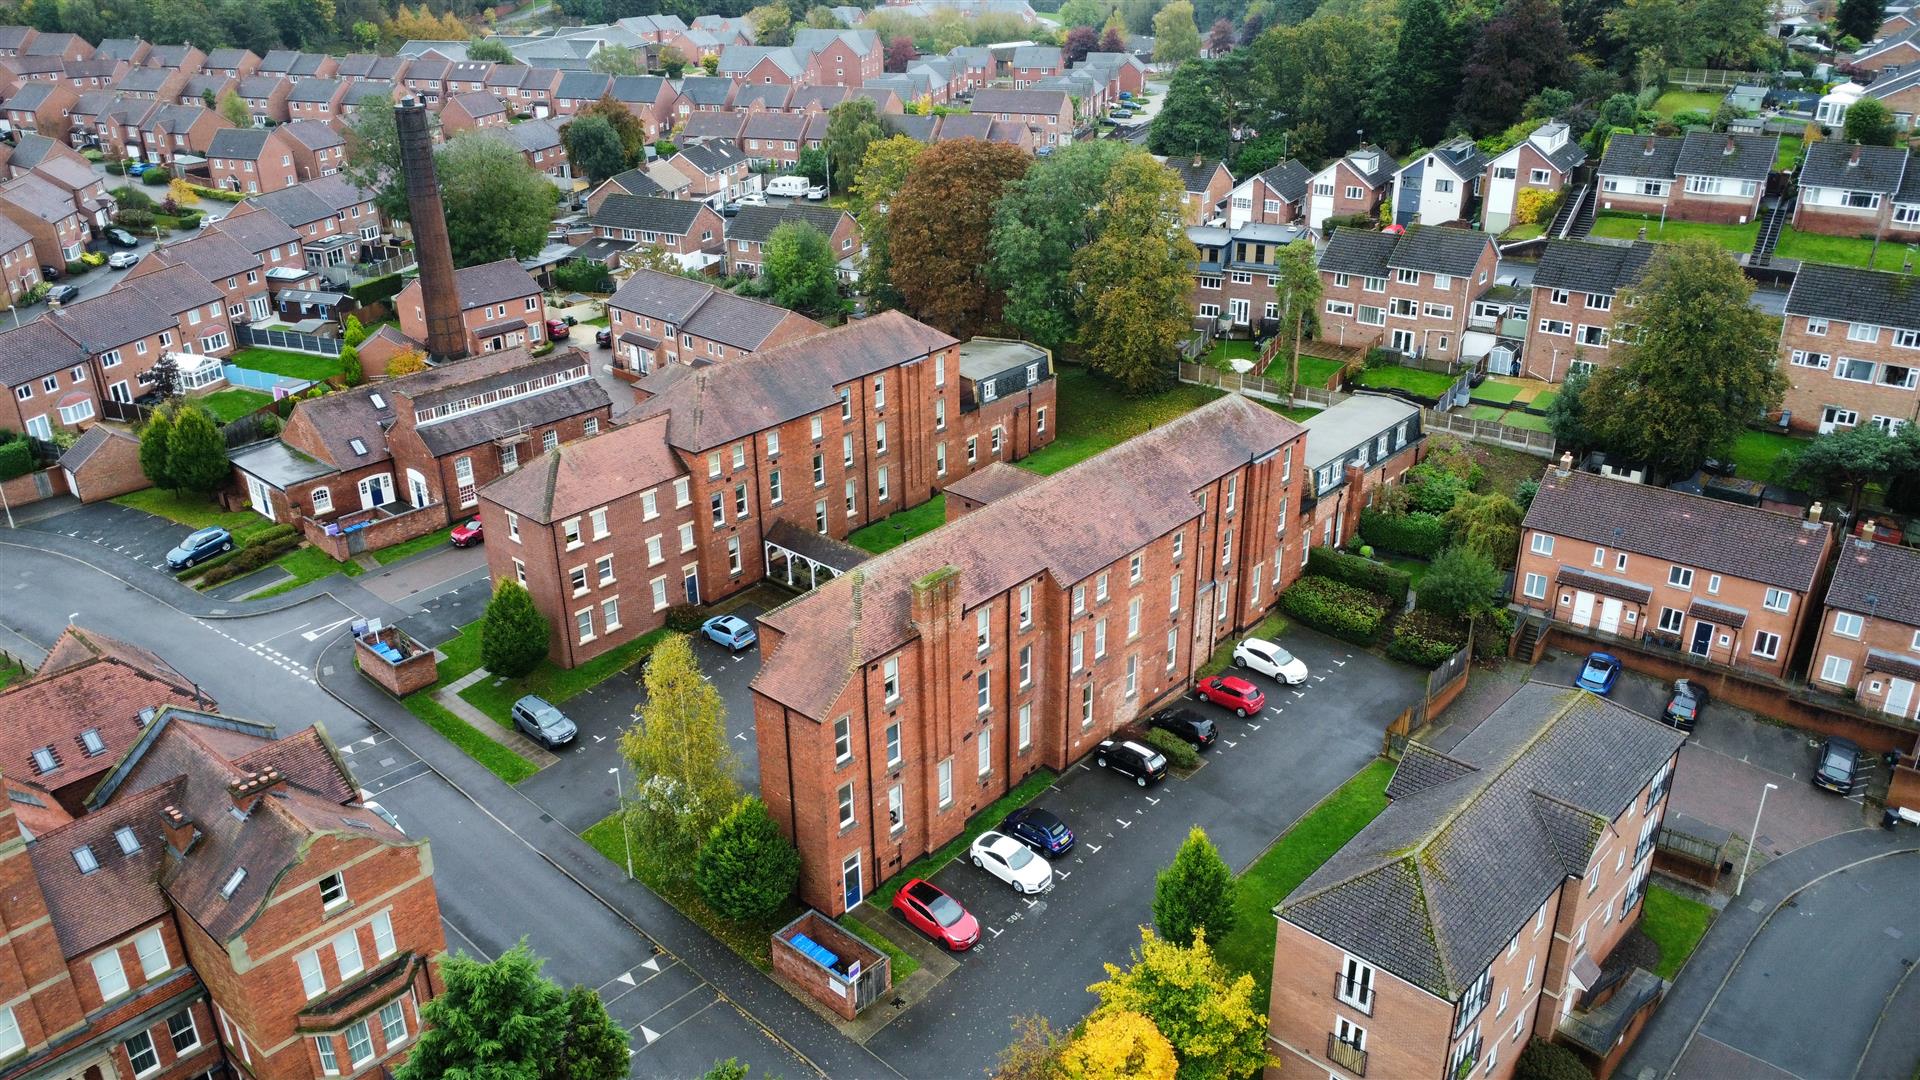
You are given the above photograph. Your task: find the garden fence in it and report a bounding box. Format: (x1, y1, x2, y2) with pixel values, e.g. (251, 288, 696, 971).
(1420, 407, 1558, 457)
(222, 364, 314, 393)
(1177, 362, 1353, 410)
(234, 325, 341, 357)
(1667, 69, 1763, 89)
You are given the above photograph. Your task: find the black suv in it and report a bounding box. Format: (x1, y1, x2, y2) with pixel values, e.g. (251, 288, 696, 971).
(1093, 738, 1168, 787)
(1812, 737, 1862, 795)
(1144, 706, 1216, 749)
(1660, 679, 1710, 734)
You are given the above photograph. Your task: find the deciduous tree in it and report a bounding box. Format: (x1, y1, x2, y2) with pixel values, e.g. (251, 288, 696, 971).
(620, 634, 740, 872)
(1444, 491, 1524, 568)
(850, 134, 925, 307)
(1058, 1011, 1178, 1080)
(571, 94, 649, 165)
(890, 138, 1030, 337)
(480, 579, 550, 678)
(994, 1015, 1070, 1080)
(1152, 0, 1201, 64)
(1785, 422, 1920, 512)
(1205, 17, 1234, 54)
(388, 349, 428, 377)
(1837, 0, 1881, 45)
(989, 139, 1132, 349)
(562, 113, 629, 185)
(218, 89, 251, 129)
(341, 96, 417, 223)
(1844, 99, 1898, 146)
(1147, 60, 1228, 159)
(746, 2, 792, 45)
(1061, 0, 1114, 27)
(1151, 826, 1236, 946)
(1273, 238, 1320, 388)
(590, 43, 642, 75)
(1418, 545, 1505, 619)
(1071, 151, 1196, 394)
(695, 796, 801, 920)
(439, 132, 563, 265)
(1100, 24, 1127, 52)
(1087, 928, 1271, 1080)
(468, 37, 514, 63)
(658, 44, 690, 77)
(762, 220, 845, 317)
(824, 98, 885, 191)
(166, 404, 229, 496)
(1454, 0, 1572, 135)
(1065, 24, 1099, 63)
(1244, 14, 1386, 159)
(1579, 241, 1787, 477)
(885, 34, 917, 70)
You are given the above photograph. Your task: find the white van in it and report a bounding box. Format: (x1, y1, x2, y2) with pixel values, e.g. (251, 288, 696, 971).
(765, 175, 810, 198)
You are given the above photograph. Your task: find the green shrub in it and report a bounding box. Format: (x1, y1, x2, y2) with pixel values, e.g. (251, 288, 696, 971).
(1476, 607, 1516, 659)
(116, 208, 156, 230)
(350, 273, 406, 304)
(1307, 546, 1411, 605)
(664, 604, 704, 633)
(188, 184, 248, 202)
(141, 168, 170, 186)
(1278, 576, 1391, 644)
(695, 796, 800, 921)
(1516, 1038, 1594, 1080)
(553, 259, 613, 293)
(1359, 508, 1449, 557)
(1387, 609, 1467, 668)
(196, 531, 302, 586)
(0, 438, 32, 481)
(111, 185, 154, 210)
(63, 260, 87, 277)
(481, 580, 550, 677)
(105, 160, 126, 175)
(1143, 728, 1199, 769)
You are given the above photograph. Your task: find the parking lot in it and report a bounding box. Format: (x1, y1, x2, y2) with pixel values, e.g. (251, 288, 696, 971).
(23, 500, 201, 574)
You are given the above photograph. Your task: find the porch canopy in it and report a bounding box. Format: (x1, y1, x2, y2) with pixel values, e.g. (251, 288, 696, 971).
(764, 520, 870, 591)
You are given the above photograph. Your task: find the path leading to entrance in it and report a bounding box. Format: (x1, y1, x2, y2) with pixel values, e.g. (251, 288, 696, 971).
(435, 668, 560, 767)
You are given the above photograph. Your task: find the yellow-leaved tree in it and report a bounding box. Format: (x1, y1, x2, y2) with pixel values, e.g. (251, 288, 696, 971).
(1057, 1011, 1177, 1080)
(1087, 928, 1273, 1080)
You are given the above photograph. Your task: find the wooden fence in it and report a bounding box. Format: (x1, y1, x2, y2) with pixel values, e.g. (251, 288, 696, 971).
(1420, 407, 1558, 457)
(235, 325, 341, 356)
(1667, 68, 1763, 89)
(1176, 362, 1353, 409)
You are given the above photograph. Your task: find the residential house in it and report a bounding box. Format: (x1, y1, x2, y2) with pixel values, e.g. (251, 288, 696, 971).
(966, 88, 1075, 147)
(443, 61, 495, 97)
(1223, 159, 1314, 229)
(1851, 24, 1920, 74)
(732, 83, 793, 113)
(128, 104, 231, 168)
(110, 64, 186, 103)
(12, 145, 114, 233)
(1811, 536, 1920, 719)
(1522, 240, 1655, 382)
(1007, 44, 1063, 87)
(1188, 221, 1312, 333)
(749, 392, 1293, 915)
(670, 140, 759, 206)
(439, 90, 509, 136)
(2, 80, 78, 138)
(589, 195, 726, 269)
(206, 127, 301, 195)
(341, 81, 403, 125)
(717, 45, 804, 86)
(586, 167, 680, 212)
(0, 26, 32, 56)
(0, 215, 40, 302)
(94, 38, 152, 66)
(605, 268, 823, 378)
(795, 28, 884, 86)
(64, 57, 131, 90)
(551, 71, 613, 116)
(504, 118, 569, 181)
(63, 91, 139, 157)
(1268, 682, 1682, 1080)
(142, 43, 204, 74)
(608, 75, 679, 140)
(1481, 121, 1587, 233)
(739, 110, 810, 167)
(671, 76, 736, 119)
(1305, 145, 1394, 231)
(235, 75, 294, 124)
(1316, 226, 1499, 363)
(335, 53, 412, 83)
(401, 57, 450, 105)
(0, 321, 94, 438)
(725, 204, 860, 277)
(131, 228, 275, 326)
(1595, 130, 1776, 224)
(396, 259, 549, 355)
(201, 48, 261, 79)
(180, 73, 238, 105)
(1779, 261, 1920, 433)
(1077, 51, 1148, 96)
(285, 77, 351, 124)
(1513, 465, 1834, 678)
(281, 120, 346, 180)
(0, 172, 90, 267)
(1158, 155, 1234, 226)
(233, 175, 382, 276)
(1392, 136, 1487, 226)
(1296, 393, 1425, 551)
(18, 31, 89, 61)
(680, 110, 746, 144)
(1790, 140, 1920, 243)
(947, 45, 994, 90)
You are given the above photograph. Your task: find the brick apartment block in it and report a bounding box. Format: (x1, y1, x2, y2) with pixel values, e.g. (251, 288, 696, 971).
(724, 204, 860, 277)
(1522, 240, 1654, 382)
(0, 626, 444, 1080)
(1223, 159, 1313, 229)
(1316, 226, 1498, 362)
(397, 259, 548, 355)
(1305, 145, 1393, 232)
(1812, 535, 1920, 718)
(605, 268, 822, 378)
(480, 314, 1057, 667)
(1188, 221, 1311, 334)
(1269, 684, 1681, 1080)
(1481, 121, 1585, 234)
(1514, 466, 1835, 679)
(749, 394, 1302, 915)
(1779, 262, 1920, 433)
(1296, 394, 1425, 551)
(1595, 131, 1777, 225)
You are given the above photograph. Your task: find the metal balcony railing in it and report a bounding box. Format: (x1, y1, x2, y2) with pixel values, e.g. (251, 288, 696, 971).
(1326, 1034, 1368, 1077)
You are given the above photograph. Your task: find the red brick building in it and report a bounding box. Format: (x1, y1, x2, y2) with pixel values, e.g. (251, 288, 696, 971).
(589, 194, 727, 269)
(1223, 159, 1313, 228)
(723, 204, 860, 277)
(1812, 534, 1920, 719)
(396, 259, 548, 356)
(1481, 121, 1586, 234)
(1514, 465, 1835, 679)
(1316, 226, 1498, 363)
(207, 127, 301, 195)
(0, 215, 39, 302)
(1296, 393, 1424, 551)
(967, 88, 1076, 148)
(750, 394, 1302, 914)
(1789, 141, 1920, 243)
(1596, 131, 1777, 225)
(439, 90, 508, 136)
(1779, 262, 1920, 433)
(280, 120, 346, 180)
(1305, 145, 1393, 232)
(1269, 683, 1682, 1080)
(605, 268, 822, 378)
(1522, 240, 1655, 382)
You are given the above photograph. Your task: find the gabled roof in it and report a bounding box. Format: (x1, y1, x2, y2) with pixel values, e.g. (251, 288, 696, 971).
(207, 127, 275, 159)
(674, 139, 746, 175)
(446, 258, 540, 310)
(717, 45, 802, 77)
(1387, 225, 1493, 277)
(727, 203, 852, 245)
(481, 411, 685, 523)
(0, 172, 76, 223)
(146, 230, 262, 283)
(1798, 140, 1910, 194)
(0, 319, 92, 387)
(236, 74, 289, 98)
(1009, 44, 1061, 67)
(592, 193, 708, 234)
(211, 206, 301, 253)
(1784, 261, 1920, 330)
(1279, 683, 1683, 999)
(447, 89, 505, 117)
(679, 111, 744, 140)
(242, 174, 372, 226)
(1158, 155, 1226, 195)
(733, 83, 792, 111)
(741, 110, 808, 139)
(1403, 136, 1486, 180)
(1523, 467, 1831, 591)
(608, 268, 817, 350)
(1598, 134, 1683, 180)
(1825, 538, 1920, 627)
(609, 74, 669, 103)
(554, 71, 611, 99)
(967, 87, 1066, 115)
(675, 75, 735, 106)
(1317, 227, 1399, 277)
(1673, 130, 1776, 182)
(1532, 240, 1656, 297)
(1253, 159, 1313, 203)
(281, 119, 345, 150)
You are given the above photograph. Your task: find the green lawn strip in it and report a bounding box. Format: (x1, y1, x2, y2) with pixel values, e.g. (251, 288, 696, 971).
(1774, 133, 1803, 172)
(1294, 355, 1346, 388)
(1501, 411, 1553, 433)
(1017, 366, 1223, 476)
(1270, 404, 1321, 422)
(1200, 339, 1261, 371)
(1469, 380, 1524, 405)
(1381, 556, 1429, 588)
(1355, 366, 1458, 397)
(460, 627, 671, 727)
(1589, 212, 1760, 253)
(580, 315, 610, 327)
(199, 389, 274, 423)
(112, 490, 275, 538)
(581, 813, 799, 971)
(1466, 405, 1507, 422)
(872, 769, 1059, 909)
(1529, 389, 1560, 414)
(1196, 610, 1288, 679)
(1216, 758, 1394, 1008)
(1653, 90, 1722, 117)
(227, 347, 346, 381)
(1499, 222, 1547, 242)
(0, 659, 29, 690)
(428, 620, 486, 686)
(371, 526, 457, 565)
(244, 544, 364, 598)
(1729, 428, 1806, 481)
(847, 494, 947, 554)
(402, 693, 538, 784)
(1774, 229, 1918, 274)
(1641, 884, 1713, 979)
(839, 913, 921, 981)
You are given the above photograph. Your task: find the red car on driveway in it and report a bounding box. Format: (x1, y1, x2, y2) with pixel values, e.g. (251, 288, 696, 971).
(892, 878, 979, 951)
(546, 318, 570, 340)
(450, 518, 484, 547)
(1194, 674, 1266, 716)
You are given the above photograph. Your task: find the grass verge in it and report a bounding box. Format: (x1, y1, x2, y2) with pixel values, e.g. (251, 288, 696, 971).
(582, 813, 800, 971)
(372, 525, 458, 565)
(1196, 610, 1288, 679)
(246, 544, 364, 599)
(402, 693, 538, 784)
(840, 913, 921, 981)
(1773, 228, 1919, 274)
(1216, 758, 1394, 1008)
(1642, 884, 1713, 979)
(228, 347, 347, 381)
(847, 494, 946, 554)
(459, 626, 670, 727)
(200, 389, 274, 423)
(1589, 212, 1760, 253)
(872, 769, 1058, 908)
(114, 489, 274, 536)
(1018, 366, 1223, 476)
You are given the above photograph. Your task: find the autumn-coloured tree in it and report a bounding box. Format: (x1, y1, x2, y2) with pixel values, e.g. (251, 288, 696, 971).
(1206, 17, 1235, 54)
(890, 139, 1031, 339)
(568, 95, 648, 166)
(1070, 151, 1196, 394)
(388, 349, 429, 377)
(1057, 1011, 1177, 1080)
(850, 135, 925, 308)
(1087, 929, 1272, 1080)
(885, 35, 917, 71)
(1064, 25, 1099, 63)
(1100, 24, 1127, 52)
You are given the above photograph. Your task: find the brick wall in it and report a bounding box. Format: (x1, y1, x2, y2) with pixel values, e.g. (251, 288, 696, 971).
(0, 466, 68, 508)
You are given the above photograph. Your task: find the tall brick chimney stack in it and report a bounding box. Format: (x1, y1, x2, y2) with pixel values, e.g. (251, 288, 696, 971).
(395, 96, 466, 362)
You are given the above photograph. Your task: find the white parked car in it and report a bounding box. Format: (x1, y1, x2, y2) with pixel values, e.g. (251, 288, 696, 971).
(1233, 638, 1309, 685)
(107, 251, 139, 269)
(969, 830, 1053, 894)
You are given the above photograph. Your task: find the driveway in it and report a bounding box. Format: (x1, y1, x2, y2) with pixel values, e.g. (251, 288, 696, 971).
(861, 626, 1424, 1078)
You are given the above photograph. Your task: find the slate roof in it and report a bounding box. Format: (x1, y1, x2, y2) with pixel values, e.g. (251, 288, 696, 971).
(1278, 683, 1683, 999)
(447, 258, 540, 310)
(1414, 136, 1487, 180)
(554, 70, 612, 100)
(732, 83, 792, 111)
(593, 193, 708, 234)
(741, 110, 808, 140)
(675, 140, 746, 175)
(237, 75, 288, 99)
(1784, 261, 1920, 329)
(608, 268, 815, 350)
(1317, 227, 1400, 277)
(503, 117, 563, 154)
(1343, 145, 1394, 186)
(210, 207, 301, 253)
(447, 90, 505, 117)
(609, 75, 669, 103)
(94, 38, 147, 61)
(1598, 134, 1684, 180)
(481, 411, 684, 522)
(1256, 159, 1313, 203)
(416, 378, 609, 456)
(884, 113, 937, 142)
(727, 204, 851, 245)
(0, 320, 92, 387)
(717, 45, 802, 77)
(242, 175, 371, 227)
(3, 81, 59, 111)
(112, 67, 176, 94)
(1532, 240, 1656, 297)
(6, 131, 59, 170)
(1526, 123, 1588, 173)
(204, 48, 255, 70)
(675, 76, 735, 106)
(967, 87, 1066, 115)
(1523, 468, 1832, 591)
(753, 394, 1299, 717)
(0, 215, 30, 255)
(148, 231, 261, 282)
(1674, 130, 1777, 182)
(1010, 45, 1061, 68)
(1825, 537, 1920, 627)
(679, 111, 745, 140)
(281, 119, 344, 150)
(1388, 225, 1493, 277)
(598, 168, 664, 199)
(1798, 140, 1910, 193)
(208, 127, 274, 159)
(1162, 156, 1225, 195)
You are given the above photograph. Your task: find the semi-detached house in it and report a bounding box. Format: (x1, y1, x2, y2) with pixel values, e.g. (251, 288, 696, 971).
(1595, 131, 1777, 225)
(1522, 239, 1654, 382)
(724, 204, 860, 278)
(606, 268, 823, 378)
(1779, 261, 1920, 433)
(967, 88, 1075, 148)
(1812, 536, 1920, 719)
(1790, 139, 1920, 243)
(1316, 226, 1498, 363)
(396, 259, 548, 356)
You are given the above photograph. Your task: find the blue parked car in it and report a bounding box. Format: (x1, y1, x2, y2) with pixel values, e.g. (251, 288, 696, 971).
(165, 527, 232, 570)
(127, 161, 152, 176)
(1000, 806, 1075, 858)
(1576, 652, 1622, 695)
(700, 614, 757, 651)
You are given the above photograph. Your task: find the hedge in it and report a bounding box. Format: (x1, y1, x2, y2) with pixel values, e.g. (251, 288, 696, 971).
(1308, 546, 1411, 605)
(140, 169, 170, 186)
(664, 604, 704, 633)
(1386, 609, 1467, 668)
(1359, 508, 1449, 558)
(187, 184, 248, 203)
(194, 528, 302, 586)
(1278, 576, 1391, 645)
(0, 438, 32, 481)
(1144, 728, 1198, 769)
(350, 273, 406, 304)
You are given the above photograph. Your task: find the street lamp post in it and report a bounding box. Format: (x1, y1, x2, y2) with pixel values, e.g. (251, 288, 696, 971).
(1736, 781, 1779, 896)
(608, 766, 633, 880)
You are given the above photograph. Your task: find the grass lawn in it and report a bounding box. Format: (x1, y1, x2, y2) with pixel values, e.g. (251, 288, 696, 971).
(1529, 389, 1560, 414)
(1465, 440, 1553, 498)
(1354, 365, 1458, 398)
(1216, 758, 1394, 1007)
(113, 489, 277, 538)
(872, 769, 1058, 908)
(1469, 380, 1525, 405)
(1653, 89, 1723, 117)
(199, 388, 273, 423)
(372, 525, 457, 565)
(402, 693, 538, 784)
(1271, 404, 1321, 422)
(1382, 556, 1429, 588)
(1017, 366, 1223, 476)
(1774, 133, 1803, 172)
(1501, 410, 1553, 433)
(0, 657, 28, 691)
(1774, 229, 1920, 274)
(1728, 428, 1806, 481)
(1642, 884, 1713, 979)
(228, 347, 347, 382)
(840, 913, 920, 981)
(847, 494, 946, 554)
(1590, 212, 1760, 253)
(459, 626, 671, 728)
(1499, 222, 1547, 242)
(247, 544, 364, 599)
(1466, 405, 1507, 422)
(1294, 355, 1347, 389)
(582, 813, 799, 971)
(1200, 338, 1262, 372)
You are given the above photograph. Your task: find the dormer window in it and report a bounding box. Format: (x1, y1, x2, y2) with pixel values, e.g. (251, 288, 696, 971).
(220, 868, 247, 898)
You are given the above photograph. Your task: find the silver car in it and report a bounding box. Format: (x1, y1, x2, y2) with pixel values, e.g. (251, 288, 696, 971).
(510, 695, 577, 749)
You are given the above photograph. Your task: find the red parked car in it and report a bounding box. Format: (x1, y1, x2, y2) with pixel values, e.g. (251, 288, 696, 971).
(450, 518, 484, 547)
(1194, 674, 1266, 716)
(546, 318, 570, 340)
(891, 878, 979, 951)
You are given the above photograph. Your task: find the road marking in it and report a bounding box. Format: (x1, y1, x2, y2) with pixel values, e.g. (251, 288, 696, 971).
(1225, 740, 1238, 748)
(1076, 762, 1091, 771)
(734, 732, 747, 740)
(1292, 690, 1307, 699)
(1057, 870, 1070, 879)
(1144, 795, 1160, 805)
(301, 617, 353, 641)
(640, 1025, 660, 1044)
(988, 926, 1003, 938)
(616, 971, 636, 986)
(1086, 843, 1102, 853)
(641, 955, 660, 972)
(1115, 818, 1130, 828)
(1248, 723, 1261, 731)
(1312, 674, 1326, 682)
(1332, 658, 1347, 667)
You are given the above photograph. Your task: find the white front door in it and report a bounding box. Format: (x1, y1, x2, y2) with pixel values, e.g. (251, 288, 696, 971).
(407, 468, 429, 509)
(246, 474, 275, 520)
(1598, 598, 1623, 635)
(1571, 591, 1595, 627)
(1886, 677, 1915, 718)
(358, 474, 393, 510)
(248, 295, 270, 321)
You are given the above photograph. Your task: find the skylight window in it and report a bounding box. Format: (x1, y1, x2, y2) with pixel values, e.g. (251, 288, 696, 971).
(81, 729, 106, 756)
(220, 868, 247, 898)
(114, 827, 141, 855)
(73, 845, 99, 874)
(31, 748, 57, 774)
(349, 438, 368, 455)
(370, 393, 386, 409)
